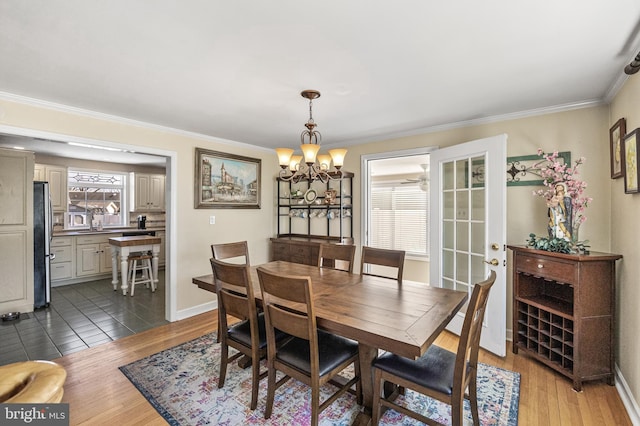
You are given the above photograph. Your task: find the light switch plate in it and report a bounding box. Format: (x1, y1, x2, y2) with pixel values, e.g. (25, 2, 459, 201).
(209, 216, 215, 225)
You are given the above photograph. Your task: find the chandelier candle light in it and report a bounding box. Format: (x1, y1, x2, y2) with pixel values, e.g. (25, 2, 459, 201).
(276, 90, 347, 183)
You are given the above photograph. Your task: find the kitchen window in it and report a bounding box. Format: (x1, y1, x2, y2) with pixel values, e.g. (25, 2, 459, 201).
(67, 170, 127, 228)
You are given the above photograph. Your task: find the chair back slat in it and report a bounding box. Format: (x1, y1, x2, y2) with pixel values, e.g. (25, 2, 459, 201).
(360, 246, 406, 282)
(210, 258, 256, 322)
(318, 243, 356, 273)
(211, 241, 250, 265)
(257, 266, 317, 342)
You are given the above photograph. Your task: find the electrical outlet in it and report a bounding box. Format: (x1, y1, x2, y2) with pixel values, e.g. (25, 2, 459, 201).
(209, 215, 216, 225)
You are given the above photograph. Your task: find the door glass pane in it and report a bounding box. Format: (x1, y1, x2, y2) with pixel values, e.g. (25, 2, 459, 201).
(471, 188, 485, 221)
(443, 162, 454, 190)
(455, 252, 469, 284)
(456, 159, 468, 189)
(456, 221, 469, 251)
(471, 222, 485, 254)
(443, 192, 454, 220)
(443, 221, 454, 249)
(456, 190, 468, 220)
(443, 250, 454, 280)
(471, 156, 485, 189)
(471, 254, 486, 285)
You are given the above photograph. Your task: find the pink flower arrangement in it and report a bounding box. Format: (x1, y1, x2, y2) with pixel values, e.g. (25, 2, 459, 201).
(532, 149, 592, 236)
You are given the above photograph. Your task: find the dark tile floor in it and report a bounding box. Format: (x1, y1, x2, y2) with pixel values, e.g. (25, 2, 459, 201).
(0, 271, 168, 366)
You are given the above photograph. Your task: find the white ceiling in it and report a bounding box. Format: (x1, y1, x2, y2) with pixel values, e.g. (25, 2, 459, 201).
(1, 1, 640, 168)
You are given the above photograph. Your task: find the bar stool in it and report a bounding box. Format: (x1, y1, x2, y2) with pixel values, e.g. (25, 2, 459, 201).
(127, 253, 155, 296)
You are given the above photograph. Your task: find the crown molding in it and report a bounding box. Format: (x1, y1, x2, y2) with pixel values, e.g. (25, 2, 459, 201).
(0, 91, 273, 153)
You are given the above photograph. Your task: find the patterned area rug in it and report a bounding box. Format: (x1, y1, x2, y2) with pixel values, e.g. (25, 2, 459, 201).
(119, 333, 519, 425)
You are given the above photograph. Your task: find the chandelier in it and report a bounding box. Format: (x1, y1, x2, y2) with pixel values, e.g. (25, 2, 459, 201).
(275, 90, 347, 183)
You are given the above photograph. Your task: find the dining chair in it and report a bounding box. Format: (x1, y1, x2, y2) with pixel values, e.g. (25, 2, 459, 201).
(371, 270, 497, 426)
(360, 246, 406, 283)
(317, 243, 356, 273)
(211, 240, 250, 342)
(211, 240, 250, 265)
(209, 258, 288, 410)
(256, 266, 362, 426)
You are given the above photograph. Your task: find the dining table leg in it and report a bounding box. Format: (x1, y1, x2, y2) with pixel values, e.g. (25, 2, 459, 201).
(357, 343, 379, 416)
(120, 247, 130, 295)
(110, 248, 119, 291)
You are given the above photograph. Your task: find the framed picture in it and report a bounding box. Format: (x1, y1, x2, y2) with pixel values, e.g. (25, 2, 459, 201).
(194, 148, 261, 209)
(505, 151, 571, 186)
(623, 128, 640, 194)
(610, 118, 626, 179)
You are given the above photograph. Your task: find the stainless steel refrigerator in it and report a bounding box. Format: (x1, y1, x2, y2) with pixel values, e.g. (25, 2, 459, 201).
(34, 181, 53, 309)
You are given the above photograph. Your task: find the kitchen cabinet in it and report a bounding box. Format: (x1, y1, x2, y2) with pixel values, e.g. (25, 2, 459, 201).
(34, 164, 67, 212)
(509, 245, 622, 391)
(0, 148, 35, 314)
(76, 235, 112, 277)
(51, 237, 73, 280)
(131, 173, 165, 211)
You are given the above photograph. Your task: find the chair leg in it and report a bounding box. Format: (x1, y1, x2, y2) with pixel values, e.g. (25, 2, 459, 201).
(250, 352, 260, 410)
(218, 342, 228, 389)
(469, 375, 480, 426)
(264, 362, 276, 419)
(311, 385, 320, 426)
(130, 259, 137, 296)
(451, 393, 465, 426)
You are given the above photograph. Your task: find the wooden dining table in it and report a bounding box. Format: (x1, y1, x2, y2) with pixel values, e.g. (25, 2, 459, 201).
(192, 260, 468, 423)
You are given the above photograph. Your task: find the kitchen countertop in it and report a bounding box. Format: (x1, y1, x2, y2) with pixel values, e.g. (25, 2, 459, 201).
(53, 227, 165, 237)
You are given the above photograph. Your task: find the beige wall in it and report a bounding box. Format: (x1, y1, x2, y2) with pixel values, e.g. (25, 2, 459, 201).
(0, 99, 279, 314)
(1, 94, 636, 408)
(610, 75, 640, 407)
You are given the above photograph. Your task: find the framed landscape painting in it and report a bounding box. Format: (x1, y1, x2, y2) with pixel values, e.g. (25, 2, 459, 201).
(194, 148, 261, 209)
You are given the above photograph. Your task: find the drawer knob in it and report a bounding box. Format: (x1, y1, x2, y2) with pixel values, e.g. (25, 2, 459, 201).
(537, 264, 544, 268)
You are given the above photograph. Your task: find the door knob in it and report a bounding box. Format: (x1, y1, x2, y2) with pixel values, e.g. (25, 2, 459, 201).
(491, 243, 500, 251)
(484, 258, 499, 266)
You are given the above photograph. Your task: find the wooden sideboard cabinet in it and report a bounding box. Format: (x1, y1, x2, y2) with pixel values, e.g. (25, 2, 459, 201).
(271, 236, 354, 266)
(508, 245, 622, 391)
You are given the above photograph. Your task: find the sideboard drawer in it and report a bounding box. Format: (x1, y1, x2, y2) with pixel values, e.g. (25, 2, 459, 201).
(516, 253, 576, 284)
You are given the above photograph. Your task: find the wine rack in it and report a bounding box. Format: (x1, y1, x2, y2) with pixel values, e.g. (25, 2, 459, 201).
(509, 246, 621, 391)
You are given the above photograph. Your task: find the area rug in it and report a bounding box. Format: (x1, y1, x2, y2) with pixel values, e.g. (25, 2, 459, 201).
(119, 333, 519, 425)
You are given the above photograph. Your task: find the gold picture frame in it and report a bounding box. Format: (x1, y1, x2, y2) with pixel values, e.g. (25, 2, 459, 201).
(623, 128, 639, 194)
(610, 118, 626, 179)
(194, 148, 261, 209)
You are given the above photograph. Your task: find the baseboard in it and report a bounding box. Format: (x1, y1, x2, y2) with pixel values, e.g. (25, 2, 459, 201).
(175, 300, 217, 321)
(616, 364, 640, 425)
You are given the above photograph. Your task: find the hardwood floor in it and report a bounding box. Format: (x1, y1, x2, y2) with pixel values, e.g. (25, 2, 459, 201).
(56, 311, 632, 425)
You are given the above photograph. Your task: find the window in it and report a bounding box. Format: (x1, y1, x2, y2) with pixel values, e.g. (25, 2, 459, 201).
(67, 170, 127, 228)
(364, 151, 432, 258)
(371, 181, 429, 257)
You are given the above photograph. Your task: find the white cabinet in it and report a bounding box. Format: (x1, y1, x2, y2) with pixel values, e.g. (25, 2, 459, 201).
(51, 237, 73, 280)
(35, 164, 67, 212)
(75, 235, 112, 277)
(0, 148, 35, 314)
(131, 173, 165, 211)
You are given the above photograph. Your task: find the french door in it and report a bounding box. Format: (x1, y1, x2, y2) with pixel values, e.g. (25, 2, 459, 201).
(429, 134, 507, 356)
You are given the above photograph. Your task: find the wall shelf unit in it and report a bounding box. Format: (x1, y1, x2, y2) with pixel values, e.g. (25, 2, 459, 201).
(272, 172, 353, 265)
